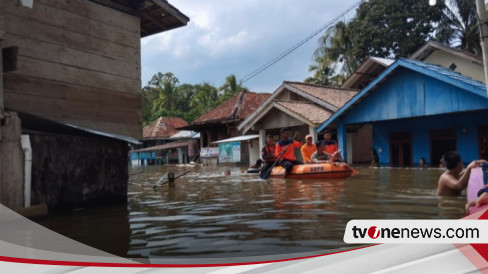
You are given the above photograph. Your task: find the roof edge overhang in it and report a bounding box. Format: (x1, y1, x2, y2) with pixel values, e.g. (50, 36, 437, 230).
(238, 81, 342, 132)
(318, 59, 488, 132)
(410, 41, 483, 65)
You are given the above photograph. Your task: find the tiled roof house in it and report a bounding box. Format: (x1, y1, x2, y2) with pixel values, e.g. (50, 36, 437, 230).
(183, 91, 270, 148)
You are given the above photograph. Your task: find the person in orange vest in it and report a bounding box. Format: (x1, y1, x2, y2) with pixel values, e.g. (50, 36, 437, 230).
(260, 135, 277, 176)
(275, 128, 302, 175)
(301, 134, 316, 164)
(322, 129, 343, 162)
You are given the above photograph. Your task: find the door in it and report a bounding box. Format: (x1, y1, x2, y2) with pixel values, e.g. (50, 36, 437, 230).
(389, 132, 412, 167)
(479, 126, 488, 160)
(430, 128, 457, 167)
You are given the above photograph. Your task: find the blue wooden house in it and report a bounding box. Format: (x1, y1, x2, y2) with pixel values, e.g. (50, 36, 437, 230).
(318, 58, 488, 167)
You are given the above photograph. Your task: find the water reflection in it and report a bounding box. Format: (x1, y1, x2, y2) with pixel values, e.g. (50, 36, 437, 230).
(35, 165, 466, 259)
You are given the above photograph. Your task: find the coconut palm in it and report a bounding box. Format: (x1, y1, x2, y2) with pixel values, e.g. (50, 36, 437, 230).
(436, 0, 480, 55)
(150, 72, 180, 113)
(218, 74, 249, 103)
(308, 20, 358, 86)
(190, 83, 219, 114)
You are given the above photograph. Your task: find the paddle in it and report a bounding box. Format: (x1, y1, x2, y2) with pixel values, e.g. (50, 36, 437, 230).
(260, 133, 298, 180)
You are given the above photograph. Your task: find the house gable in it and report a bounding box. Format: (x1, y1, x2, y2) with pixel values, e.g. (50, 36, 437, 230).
(330, 67, 488, 125)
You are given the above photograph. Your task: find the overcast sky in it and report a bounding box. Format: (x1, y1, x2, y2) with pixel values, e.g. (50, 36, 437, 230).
(140, 0, 358, 93)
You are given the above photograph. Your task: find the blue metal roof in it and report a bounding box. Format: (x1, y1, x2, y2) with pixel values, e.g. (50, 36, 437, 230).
(317, 58, 487, 132)
(402, 58, 486, 91)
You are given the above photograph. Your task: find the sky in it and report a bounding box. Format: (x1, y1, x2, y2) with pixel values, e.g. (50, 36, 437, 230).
(140, 0, 359, 93)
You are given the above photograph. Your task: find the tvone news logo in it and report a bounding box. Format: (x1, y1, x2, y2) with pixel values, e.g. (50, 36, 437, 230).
(351, 225, 446, 239)
(352, 226, 381, 239)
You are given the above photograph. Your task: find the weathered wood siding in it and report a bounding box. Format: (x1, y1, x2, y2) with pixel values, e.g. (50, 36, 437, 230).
(1, 0, 143, 138)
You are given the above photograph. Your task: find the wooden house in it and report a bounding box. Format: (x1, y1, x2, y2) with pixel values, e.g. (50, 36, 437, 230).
(318, 59, 488, 167)
(237, 82, 366, 164)
(183, 91, 270, 149)
(130, 117, 199, 165)
(0, 0, 189, 210)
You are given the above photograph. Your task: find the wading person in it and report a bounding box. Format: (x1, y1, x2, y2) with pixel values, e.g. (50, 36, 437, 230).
(275, 128, 302, 176)
(419, 157, 427, 168)
(322, 130, 343, 162)
(301, 134, 316, 164)
(370, 148, 380, 167)
(437, 151, 486, 196)
(260, 135, 276, 176)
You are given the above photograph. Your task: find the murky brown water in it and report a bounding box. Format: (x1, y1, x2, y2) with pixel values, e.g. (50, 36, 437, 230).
(35, 165, 466, 259)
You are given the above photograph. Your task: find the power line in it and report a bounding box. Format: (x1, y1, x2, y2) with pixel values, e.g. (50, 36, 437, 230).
(240, 0, 365, 84)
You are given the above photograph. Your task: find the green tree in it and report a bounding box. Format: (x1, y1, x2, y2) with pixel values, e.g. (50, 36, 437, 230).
(308, 0, 445, 84)
(436, 0, 480, 55)
(218, 74, 249, 103)
(191, 83, 219, 115)
(151, 72, 180, 113)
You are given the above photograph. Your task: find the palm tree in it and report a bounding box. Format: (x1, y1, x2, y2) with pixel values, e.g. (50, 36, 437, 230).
(436, 0, 480, 55)
(308, 20, 358, 86)
(218, 74, 249, 103)
(191, 83, 219, 114)
(150, 72, 180, 113)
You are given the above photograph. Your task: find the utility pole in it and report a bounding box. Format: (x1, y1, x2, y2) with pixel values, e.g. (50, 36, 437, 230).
(475, 0, 488, 96)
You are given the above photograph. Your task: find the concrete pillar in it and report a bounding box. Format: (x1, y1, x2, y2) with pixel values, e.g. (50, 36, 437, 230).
(0, 112, 24, 209)
(177, 147, 183, 164)
(309, 126, 318, 143)
(337, 122, 347, 162)
(346, 133, 353, 164)
(259, 129, 266, 150)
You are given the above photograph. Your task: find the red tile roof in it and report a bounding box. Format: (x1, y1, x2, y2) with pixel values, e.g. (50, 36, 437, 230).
(274, 101, 333, 124)
(192, 92, 270, 124)
(286, 82, 357, 109)
(143, 117, 189, 139)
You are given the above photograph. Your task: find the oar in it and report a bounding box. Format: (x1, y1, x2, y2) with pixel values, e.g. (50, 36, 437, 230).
(260, 133, 298, 180)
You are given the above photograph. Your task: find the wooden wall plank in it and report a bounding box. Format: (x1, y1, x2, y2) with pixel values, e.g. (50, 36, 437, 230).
(4, 91, 142, 125)
(3, 34, 140, 80)
(38, 0, 140, 34)
(5, 14, 139, 63)
(3, 1, 140, 49)
(4, 74, 141, 110)
(15, 56, 141, 94)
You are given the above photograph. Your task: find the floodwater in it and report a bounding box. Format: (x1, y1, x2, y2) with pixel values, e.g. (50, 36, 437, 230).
(34, 165, 466, 261)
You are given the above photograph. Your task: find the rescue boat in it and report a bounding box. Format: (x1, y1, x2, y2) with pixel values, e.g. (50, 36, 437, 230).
(270, 162, 357, 179)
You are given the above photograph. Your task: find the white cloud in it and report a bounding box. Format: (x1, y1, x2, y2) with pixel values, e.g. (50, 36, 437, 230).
(141, 0, 359, 90)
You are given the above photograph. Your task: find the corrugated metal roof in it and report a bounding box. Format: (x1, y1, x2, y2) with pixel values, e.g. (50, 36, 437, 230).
(318, 58, 487, 132)
(211, 135, 259, 144)
(371, 57, 395, 66)
(401, 58, 486, 90)
(130, 140, 191, 153)
(170, 130, 200, 139)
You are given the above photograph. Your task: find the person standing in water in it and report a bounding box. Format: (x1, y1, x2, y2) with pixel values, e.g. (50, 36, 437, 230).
(437, 151, 486, 196)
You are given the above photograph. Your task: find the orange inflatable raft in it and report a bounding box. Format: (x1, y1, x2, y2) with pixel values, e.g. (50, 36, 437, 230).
(270, 162, 357, 179)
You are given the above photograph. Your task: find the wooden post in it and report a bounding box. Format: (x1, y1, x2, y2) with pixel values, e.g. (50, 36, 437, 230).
(168, 172, 175, 187)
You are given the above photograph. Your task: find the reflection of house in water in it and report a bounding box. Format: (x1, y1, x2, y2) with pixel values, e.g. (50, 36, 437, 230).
(318, 58, 488, 167)
(0, 0, 189, 210)
(129, 117, 199, 165)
